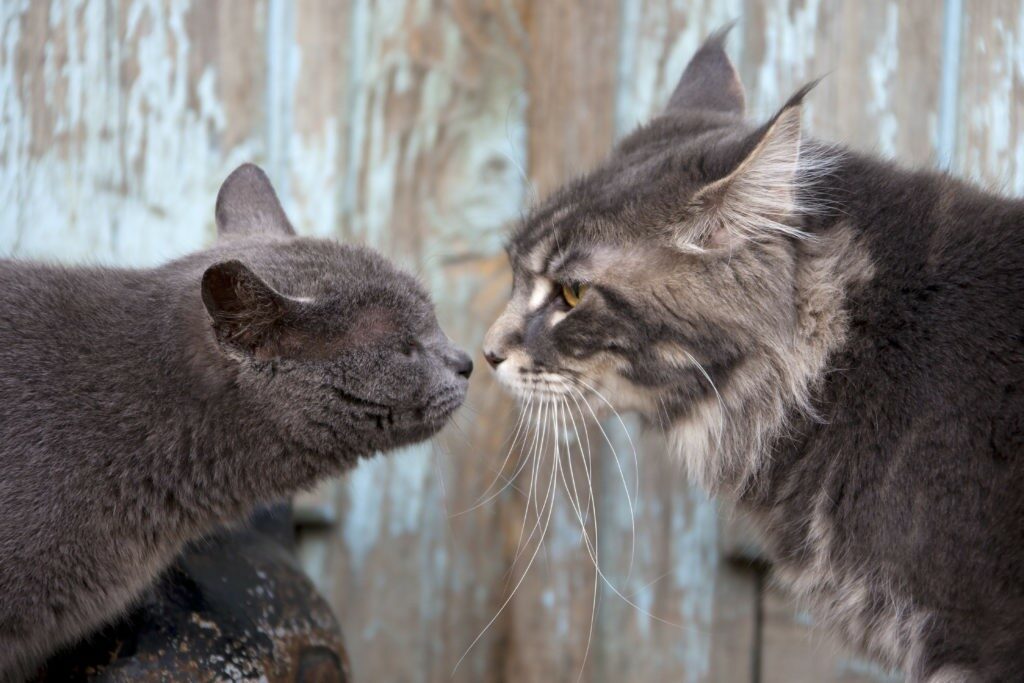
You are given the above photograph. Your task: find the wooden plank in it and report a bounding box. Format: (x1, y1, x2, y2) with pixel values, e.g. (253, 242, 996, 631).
(761, 585, 901, 683)
(708, 563, 761, 683)
(739, 4, 947, 680)
(0, 0, 268, 264)
(614, 6, 753, 682)
(740, 0, 945, 164)
(956, 1, 1024, 193)
(497, 3, 622, 681)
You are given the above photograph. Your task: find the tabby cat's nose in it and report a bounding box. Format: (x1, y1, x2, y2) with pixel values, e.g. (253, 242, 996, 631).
(483, 350, 505, 368)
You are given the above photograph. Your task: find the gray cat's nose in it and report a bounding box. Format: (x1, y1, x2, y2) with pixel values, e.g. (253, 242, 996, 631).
(450, 351, 473, 379)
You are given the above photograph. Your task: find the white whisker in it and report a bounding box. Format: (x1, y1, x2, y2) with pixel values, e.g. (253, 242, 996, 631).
(679, 348, 728, 452)
(564, 379, 637, 581)
(453, 406, 560, 676)
(452, 393, 537, 517)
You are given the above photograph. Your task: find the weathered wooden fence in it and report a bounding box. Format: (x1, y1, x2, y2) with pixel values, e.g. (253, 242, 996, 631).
(1, 1, 1021, 681)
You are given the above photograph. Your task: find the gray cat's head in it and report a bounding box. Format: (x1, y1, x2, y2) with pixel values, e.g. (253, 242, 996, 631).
(483, 30, 844, 489)
(196, 164, 472, 459)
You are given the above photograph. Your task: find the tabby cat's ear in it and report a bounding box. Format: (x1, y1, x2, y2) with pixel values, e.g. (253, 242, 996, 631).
(201, 260, 292, 355)
(215, 163, 296, 238)
(666, 24, 744, 116)
(687, 87, 810, 250)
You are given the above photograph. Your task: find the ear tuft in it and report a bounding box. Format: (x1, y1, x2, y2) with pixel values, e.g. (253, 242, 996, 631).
(687, 89, 820, 250)
(666, 23, 745, 116)
(215, 164, 295, 239)
(201, 260, 289, 354)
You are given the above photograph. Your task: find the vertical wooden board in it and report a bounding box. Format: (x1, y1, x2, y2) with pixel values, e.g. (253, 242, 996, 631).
(707, 563, 760, 683)
(283, 1, 532, 681)
(0, 0, 267, 264)
(956, 2, 1024, 193)
(740, 0, 945, 164)
(761, 585, 901, 683)
(739, 4, 946, 677)
(495, 2, 622, 681)
(520, 0, 620, 195)
(616, 0, 744, 133)
(609, 4, 747, 682)
(584, 424, 720, 683)
(270, 0, 351, 237)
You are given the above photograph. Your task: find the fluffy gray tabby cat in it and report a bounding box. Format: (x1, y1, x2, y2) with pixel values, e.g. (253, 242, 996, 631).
(0, 164, 472, 680)
(484, 30, 1024, 682)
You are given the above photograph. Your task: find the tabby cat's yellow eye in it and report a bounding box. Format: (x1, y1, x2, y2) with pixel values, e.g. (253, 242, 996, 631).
(561, 282, 588, 308)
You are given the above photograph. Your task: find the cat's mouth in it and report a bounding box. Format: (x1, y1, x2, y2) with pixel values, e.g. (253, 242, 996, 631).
(420, 387, 466, 427)
(493, 363, 580, 402)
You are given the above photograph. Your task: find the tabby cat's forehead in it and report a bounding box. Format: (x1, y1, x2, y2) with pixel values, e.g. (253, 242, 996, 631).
(507, 115, 753, 272)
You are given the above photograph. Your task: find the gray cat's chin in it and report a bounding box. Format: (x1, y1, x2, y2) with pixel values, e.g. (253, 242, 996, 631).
(381, 391, 467, 450)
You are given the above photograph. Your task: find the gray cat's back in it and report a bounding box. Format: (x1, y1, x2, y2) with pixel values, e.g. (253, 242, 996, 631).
(0, 164, 471, 680)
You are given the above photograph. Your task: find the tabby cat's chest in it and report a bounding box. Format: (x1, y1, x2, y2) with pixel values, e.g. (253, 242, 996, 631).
(759, 495, 930, 676)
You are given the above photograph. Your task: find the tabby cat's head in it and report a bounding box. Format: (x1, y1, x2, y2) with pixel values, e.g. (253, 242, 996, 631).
(484, 30, 844, 489)
(196, 164, 472, 459)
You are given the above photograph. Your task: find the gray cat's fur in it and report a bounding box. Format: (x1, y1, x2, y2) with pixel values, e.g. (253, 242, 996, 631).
(485, 29, 1024, 682)
(0, 164, 471, 680)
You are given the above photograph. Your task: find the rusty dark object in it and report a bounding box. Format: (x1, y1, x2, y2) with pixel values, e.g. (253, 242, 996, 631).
(33, 506, 349, 682)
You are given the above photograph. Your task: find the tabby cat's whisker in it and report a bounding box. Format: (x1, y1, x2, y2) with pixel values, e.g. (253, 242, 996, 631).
(511, 397, 546, 570)
(553, 397, 598, 683)
(567, 376, 641, 503)
(565, 380, 637, 580)
(453, 405, 560, 676)
(453, 394, 536, 517)
(562, 386, 596, 526)
(679, 348, 727, 452)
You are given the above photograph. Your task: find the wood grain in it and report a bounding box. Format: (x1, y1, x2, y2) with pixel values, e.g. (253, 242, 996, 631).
(0, 0, 268, 263)
(956, 1, 1024, 193)
(761, 585, 901, 683)
(740, 0, 945, 164)
(501, 3, 621, 680)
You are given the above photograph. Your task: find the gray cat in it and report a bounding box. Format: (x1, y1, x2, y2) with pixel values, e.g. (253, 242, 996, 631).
(0, 164, 472, 680)
(483, 30, 1024, 682)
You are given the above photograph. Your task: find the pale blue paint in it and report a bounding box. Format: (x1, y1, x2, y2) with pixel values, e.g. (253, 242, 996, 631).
(938, 0, 964, 168)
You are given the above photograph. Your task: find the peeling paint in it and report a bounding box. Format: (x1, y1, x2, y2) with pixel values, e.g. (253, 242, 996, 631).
(0, 0, 263, 266)
(867, 4, 900, 158)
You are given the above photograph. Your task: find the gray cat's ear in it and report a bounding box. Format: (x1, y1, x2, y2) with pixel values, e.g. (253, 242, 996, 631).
(686, 85, 813, 250)
(215, 164, 296, 238)
(201, 260, 291, 354)
(666, 24, 744, 116)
